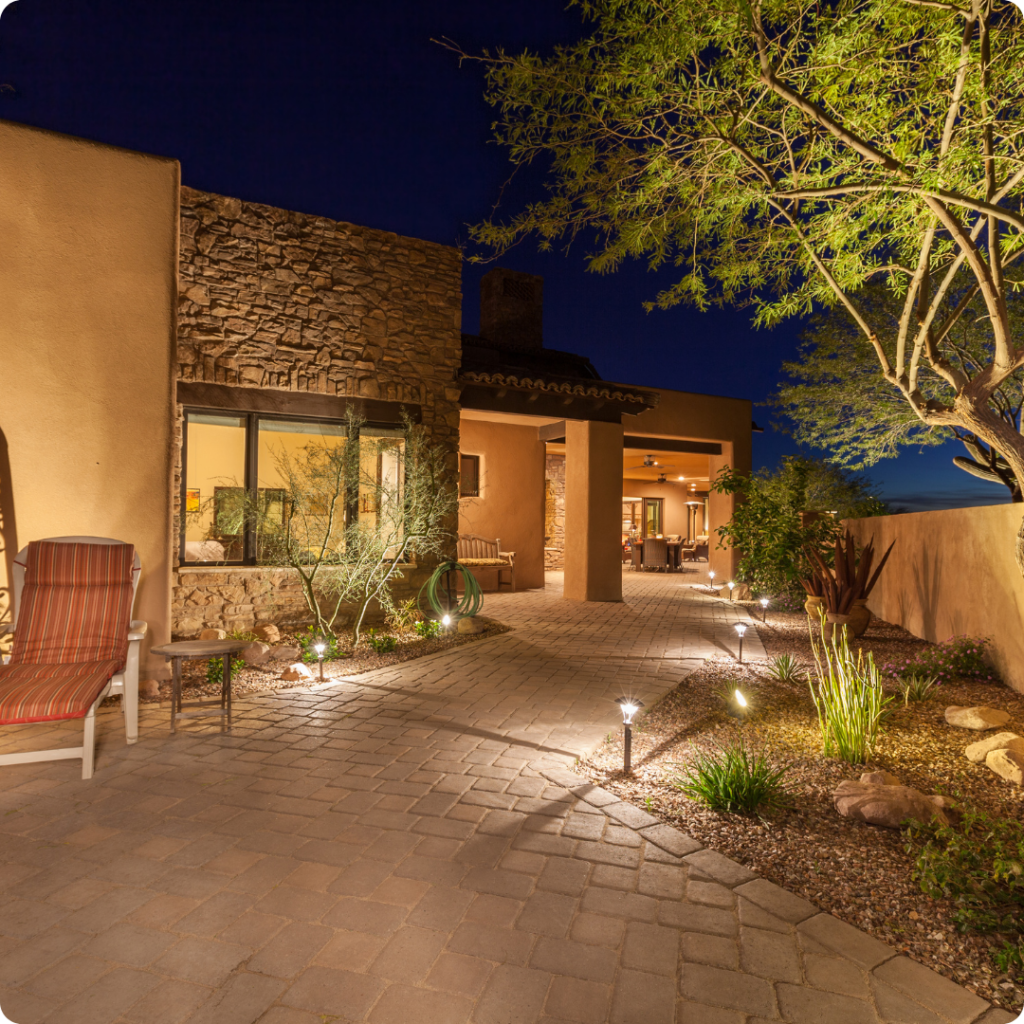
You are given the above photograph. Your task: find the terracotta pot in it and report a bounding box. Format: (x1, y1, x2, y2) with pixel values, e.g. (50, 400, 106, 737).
(824, 612, 851, 645)
(803, 595, 824, 619)
(847, 599, 871, 639)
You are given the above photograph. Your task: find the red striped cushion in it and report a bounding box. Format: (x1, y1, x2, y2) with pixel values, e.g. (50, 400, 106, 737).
(0, 661, 121, 723)
(12, 542, 135, 668)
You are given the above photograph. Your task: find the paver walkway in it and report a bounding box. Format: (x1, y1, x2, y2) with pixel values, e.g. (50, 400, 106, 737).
(0, 571, 1013, 1024)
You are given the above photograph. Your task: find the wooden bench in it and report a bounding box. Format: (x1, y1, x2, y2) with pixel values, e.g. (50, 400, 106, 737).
(457, 534, 516, 592)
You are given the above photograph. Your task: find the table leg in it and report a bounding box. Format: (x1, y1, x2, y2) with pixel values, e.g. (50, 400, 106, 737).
(223, 653, 233, 728)
(171, 657, 181, 734)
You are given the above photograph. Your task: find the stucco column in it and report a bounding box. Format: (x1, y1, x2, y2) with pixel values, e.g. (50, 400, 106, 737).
(708, 447, 739, 581)
(564, 420, 623, 602)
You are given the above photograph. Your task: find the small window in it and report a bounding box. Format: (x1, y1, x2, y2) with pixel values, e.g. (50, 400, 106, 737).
(460, 455, 480, 498)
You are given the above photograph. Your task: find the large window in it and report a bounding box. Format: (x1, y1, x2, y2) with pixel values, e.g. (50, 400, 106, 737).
(181, 410, 403, 565)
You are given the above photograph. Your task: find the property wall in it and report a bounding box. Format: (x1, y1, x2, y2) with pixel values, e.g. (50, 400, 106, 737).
(458, 420, 546, 591)
(845, 503, 1024, 691)
(173, 187, 462, 633)
(0, 119, 179, 674)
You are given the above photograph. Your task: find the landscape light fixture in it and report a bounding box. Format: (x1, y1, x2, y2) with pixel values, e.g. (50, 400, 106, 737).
(708, 569, 716, 584)
(731, 688, 750, 722)
(615, 697, 645, 774)
(313, 642, 326, 681)
(734, 621, 747, 662)
(760, 597, 769, 622)
(442, 614, 451, 628)
(728, 580, 735, 600)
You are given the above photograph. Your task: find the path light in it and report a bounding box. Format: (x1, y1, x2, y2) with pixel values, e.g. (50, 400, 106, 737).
(442, 614, 451, 628)
(734, 621, 747, 663)
(760, 597, 769, 622)
(313, 642, 326, 682)
(708, 569, 716, 585)
(728, 580, 735, 601)
(615, 697, 645, 774)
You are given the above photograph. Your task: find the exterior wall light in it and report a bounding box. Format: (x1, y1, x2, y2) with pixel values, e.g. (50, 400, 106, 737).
(313, 642, 326, 681)
(615, 696, 645, 774)
(734, 621, 747, 662)
(760, 597, 769, 622)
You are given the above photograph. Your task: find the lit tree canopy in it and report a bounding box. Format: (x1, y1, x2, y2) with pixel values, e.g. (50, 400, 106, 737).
(462, 0, 1024, 567)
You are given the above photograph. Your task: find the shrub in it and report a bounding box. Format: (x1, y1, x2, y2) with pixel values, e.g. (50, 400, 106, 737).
(671, 739, 791, 815)
(227, 629, 259, 643)
(414, 619, 443, 639)
(898, 673, 938, 705)
(992, 936, 1024, 978)
(366, 629, 398, 654)
(906, 806, 1024, 936)
(882, 636, 996, 684)
(298, 626, 344, 664)
(768, 592, 808, 614)
(766, 653, 802, 683)
(809, 625, 892, 764)
(386, 598, 421, 633)
(206, 656, 245, 685)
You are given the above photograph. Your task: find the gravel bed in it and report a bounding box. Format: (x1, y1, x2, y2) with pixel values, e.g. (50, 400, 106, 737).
(578, 605, 1024, 1011)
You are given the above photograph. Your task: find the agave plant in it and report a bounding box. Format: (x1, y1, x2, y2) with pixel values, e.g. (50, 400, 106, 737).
(804, 531, 894, 615)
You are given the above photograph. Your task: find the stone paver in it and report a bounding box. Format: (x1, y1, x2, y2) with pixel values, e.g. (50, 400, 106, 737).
(0, 570, 1008, 1022)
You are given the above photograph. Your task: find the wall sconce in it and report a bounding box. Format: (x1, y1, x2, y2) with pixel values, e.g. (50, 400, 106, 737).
(734, 622, 747, 663)
(615, 697, 645, 774)
(313, 642, 326, 681)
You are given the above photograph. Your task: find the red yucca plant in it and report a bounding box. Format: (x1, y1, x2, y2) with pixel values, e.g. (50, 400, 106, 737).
(803, 532, 894, 615)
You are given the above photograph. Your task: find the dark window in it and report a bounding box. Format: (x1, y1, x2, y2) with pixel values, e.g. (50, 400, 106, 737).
(460, 454, 480, 498)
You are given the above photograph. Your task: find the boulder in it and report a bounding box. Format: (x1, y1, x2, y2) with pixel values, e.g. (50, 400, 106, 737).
(280, 662, 313, 682)
(269, 645, 302, 662)
(241, 642, 271, 667)
(139, 679, 160, 699)
(199, 628, 226, 641)
(965, 732, 1024, 764)
(945, 706, 1011, 731)
(860, 770, 901, 786)
(986, 748, 1024, 786)
(833, 781, 951, 829)
(457, 617, 485, 635)
(253, 623, 281, 644)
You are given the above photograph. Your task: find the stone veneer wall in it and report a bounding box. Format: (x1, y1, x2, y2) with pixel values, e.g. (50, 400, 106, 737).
(544, 453, 566, 571)
(172, 186, 462, 635)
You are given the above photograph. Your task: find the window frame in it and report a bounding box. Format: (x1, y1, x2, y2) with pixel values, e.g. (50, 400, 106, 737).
(643, 497, 665, 538)
(459, 454, 481, 498)
(179, 406, 401, 567)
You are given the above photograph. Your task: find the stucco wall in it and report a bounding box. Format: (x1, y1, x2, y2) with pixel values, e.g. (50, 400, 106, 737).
(458, 419, 545, 591)
(846, 504, 1024, 691)
(0, 119, 178, 673)
(172, 187, 463, 632)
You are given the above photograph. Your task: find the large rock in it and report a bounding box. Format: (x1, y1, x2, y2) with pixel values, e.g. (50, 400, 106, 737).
(860, 770, 901, 786)
(986, 748, 1024, 786)
(280, 662, 313, 682)
(965, 732, 1024, 764)
(944, 706, 1011, 731)
(199, 628, 226, 641)
(241, 642, 271, 667)
(253, 622, 281, 644)
(268, 645, 301, 662)
(457, 616, 485, 635)
(833, 781, 951, 829)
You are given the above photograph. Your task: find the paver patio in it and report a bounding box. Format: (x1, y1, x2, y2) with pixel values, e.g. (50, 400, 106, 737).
(0, 571, 1014, 1023)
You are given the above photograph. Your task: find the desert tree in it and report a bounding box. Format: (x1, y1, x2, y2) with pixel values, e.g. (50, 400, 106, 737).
(457, 0, 1024, 569)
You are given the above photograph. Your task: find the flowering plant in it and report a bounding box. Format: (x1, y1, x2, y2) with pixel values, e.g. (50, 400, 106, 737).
(882, 636, 996, 684)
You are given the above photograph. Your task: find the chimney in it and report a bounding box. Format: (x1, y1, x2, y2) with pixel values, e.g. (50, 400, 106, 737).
(479, 268, 543, 350)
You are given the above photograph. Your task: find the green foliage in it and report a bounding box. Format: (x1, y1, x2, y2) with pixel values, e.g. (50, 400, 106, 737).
(712, 458, 883, 597)
(386, 599, 421, 633)
(809, 622, 893, 764)
(365, 629, 398, 654)
(907, 806, 1024, 935)
(206, 656, 245, 686)
(766, 653, 802, 684)
(898, 673, 939, 705)
(414, 618, 443, 639)
(298, 626, 344, 664)
(881, 636, 997, 684)
(672, 740, 791, 815)
(992, 936, 1024, 978)
(226, 629, 259, 643)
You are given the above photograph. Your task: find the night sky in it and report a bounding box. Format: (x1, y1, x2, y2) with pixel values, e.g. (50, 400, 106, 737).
(0, 0, 1008, 512)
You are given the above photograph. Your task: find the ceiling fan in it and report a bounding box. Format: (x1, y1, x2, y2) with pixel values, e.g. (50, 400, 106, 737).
(625, 454, 677, 470)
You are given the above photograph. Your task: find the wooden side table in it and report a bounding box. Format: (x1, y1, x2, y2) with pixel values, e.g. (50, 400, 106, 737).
(150, 639, 249, 733)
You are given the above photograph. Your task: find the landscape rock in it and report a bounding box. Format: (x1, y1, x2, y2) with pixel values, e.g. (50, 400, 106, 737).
(241, 642, 271, 667)
(268, 645, 301, 662)
(198, 628, 226, 641)
(253, 622, 281, 644)
(457, 616, 485, 635)
(833, 781, 951, 829)
(139, 679, 160, 699)
(944, 706, 1011, 731)
(965, 732, 1024, 764)
(986, 748, 1024, 786)
(859, 770, 901, 786)
(279, 662, 314, 682)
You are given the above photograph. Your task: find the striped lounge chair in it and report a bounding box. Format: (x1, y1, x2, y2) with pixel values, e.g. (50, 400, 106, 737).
(0, 537, 146, 779)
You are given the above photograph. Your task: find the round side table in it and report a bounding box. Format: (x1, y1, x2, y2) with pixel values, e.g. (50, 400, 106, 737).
(150, 639, 249, 733)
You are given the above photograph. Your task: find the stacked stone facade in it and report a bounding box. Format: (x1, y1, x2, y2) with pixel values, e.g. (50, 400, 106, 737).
(172, 186, 462, 635)
(544, 453, 566, 571)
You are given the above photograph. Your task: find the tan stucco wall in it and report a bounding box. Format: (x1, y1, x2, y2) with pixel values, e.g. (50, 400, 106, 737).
(458, 419, 545, 590)
(846, 504, 1024, 691)
(0, 120, 179, 673)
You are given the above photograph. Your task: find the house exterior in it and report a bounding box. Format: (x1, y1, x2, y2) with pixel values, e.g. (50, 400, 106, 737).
(0, 120, 751, 677)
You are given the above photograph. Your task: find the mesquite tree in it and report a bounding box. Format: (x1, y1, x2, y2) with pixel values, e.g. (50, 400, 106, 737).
(462, 0, 1024, 571)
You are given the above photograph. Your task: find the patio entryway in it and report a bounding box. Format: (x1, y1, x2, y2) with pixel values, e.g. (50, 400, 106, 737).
(0, 574, 1006, 1023)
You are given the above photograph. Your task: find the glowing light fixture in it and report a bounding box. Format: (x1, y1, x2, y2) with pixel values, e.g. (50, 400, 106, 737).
(734, 621, 747, 662)
(615, 696, 645, 773)
(760, 597, 769, 622)
(735, 689, 747, 707)
(313, 642, 326, 681)
(728, 580, 735, 600)
(442, 614, 451, 628)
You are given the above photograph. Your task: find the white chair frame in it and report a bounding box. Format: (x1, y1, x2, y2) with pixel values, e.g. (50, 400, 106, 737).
(0, 536, 147, 779)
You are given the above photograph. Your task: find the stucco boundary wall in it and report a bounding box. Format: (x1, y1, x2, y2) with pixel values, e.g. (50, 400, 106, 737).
(845, 503, 1024, 692)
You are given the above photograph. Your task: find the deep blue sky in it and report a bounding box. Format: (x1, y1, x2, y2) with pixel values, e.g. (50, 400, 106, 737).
(0, 0, 1007, 512)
